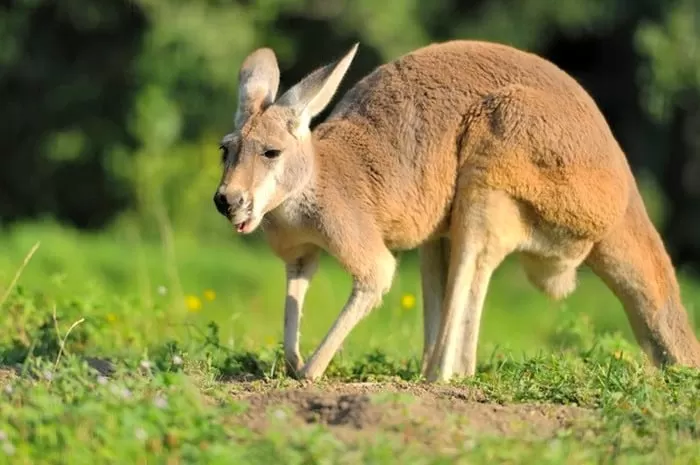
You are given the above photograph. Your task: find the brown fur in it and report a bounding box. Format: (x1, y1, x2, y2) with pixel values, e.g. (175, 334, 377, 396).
(214, 40, 700, 382)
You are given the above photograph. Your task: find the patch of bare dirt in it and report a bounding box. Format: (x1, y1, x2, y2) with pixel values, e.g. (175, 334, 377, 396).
(227, 380, 593, 446)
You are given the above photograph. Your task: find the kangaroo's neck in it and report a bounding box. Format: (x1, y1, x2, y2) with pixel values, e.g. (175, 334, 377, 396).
(309, 120, 376, 205)
(263, 134, 327, 235)
(264, 118, 392, 257)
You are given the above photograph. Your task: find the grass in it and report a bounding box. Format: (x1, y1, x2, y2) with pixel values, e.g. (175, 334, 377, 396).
(0, 220, 699, 464)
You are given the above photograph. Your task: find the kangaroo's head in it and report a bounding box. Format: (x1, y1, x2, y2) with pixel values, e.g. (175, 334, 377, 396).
(213, 43, 358, 234)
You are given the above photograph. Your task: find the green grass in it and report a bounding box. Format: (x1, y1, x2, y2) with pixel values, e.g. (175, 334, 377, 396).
(0, 350, 698, 464)
(0, 220, 699, 464)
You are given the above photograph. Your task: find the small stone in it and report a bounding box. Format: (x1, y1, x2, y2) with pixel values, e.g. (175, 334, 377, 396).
(2, 443, 14, 456)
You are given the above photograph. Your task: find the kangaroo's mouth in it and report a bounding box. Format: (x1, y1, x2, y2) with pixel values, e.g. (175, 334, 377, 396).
(235, 219, 250, 233)
(230, 201, 257, 235)
(232, 213, 262, 235)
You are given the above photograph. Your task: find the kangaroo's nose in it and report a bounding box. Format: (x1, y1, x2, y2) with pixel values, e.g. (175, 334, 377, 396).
(213, 191, 229, 217)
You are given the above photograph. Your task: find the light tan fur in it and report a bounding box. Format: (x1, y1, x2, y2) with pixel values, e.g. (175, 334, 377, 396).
(213, 40, 700, 382)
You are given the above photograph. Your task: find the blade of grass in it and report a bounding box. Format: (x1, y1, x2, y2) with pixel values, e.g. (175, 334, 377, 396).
(0, 241, 41, 308)
(50, 304, 86, 384)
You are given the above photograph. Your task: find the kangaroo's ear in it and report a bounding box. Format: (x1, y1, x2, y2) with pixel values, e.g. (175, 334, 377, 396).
(234, 48, 280, 129)
(276, 43, 359, 135)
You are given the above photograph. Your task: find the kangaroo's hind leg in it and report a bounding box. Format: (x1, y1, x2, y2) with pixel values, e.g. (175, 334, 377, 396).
(585, 192, 700, 368)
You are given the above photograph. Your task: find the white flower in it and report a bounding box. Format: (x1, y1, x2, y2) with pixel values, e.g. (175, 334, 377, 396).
(154, 395, 168, 409)
(3, 385, 12, 395)
(157, 285, 168, 296)
(111, 384, 131, 399)
(172, 355, 183, 366)
(134, 427, 147, 441)
(140, 360, 151, 370)
(462, 438, 476, 451)
(43, 370, 53, 382)
(2, 443, 14, 456)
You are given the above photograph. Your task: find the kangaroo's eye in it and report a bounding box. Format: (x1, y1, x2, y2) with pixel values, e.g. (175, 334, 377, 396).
(219, 145, 228, 163)
(262, 149, 281, 159)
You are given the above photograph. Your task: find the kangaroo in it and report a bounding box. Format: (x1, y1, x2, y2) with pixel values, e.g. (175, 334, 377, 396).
(213, 40, 700, 382)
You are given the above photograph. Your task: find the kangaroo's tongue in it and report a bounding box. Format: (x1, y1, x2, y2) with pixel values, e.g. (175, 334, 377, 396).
(235, 220, 248, 233)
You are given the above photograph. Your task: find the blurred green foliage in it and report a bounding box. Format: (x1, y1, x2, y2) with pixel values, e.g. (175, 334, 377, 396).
(1, 0, 699, 267)
(636, 0, 700, 120)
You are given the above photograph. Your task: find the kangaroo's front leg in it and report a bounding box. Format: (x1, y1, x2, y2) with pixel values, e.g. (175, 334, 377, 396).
(283, 250, 320, 375)
(299, 247, 396, 381)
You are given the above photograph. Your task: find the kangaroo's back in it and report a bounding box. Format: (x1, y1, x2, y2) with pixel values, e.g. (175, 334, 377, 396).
(329, 40, 584, 123)
(313, 40, 628, 248)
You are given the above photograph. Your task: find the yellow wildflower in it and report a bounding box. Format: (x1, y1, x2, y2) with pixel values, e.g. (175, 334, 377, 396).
(185, 295, 202, 312)
(203, 289, 216, 301)
(265, 335, 276, 347)
(400, 293, 416, 310)
(106, 313, 117, 323)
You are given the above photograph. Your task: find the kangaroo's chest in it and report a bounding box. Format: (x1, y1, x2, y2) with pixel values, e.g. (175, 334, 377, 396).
(263, 199, 328, 261)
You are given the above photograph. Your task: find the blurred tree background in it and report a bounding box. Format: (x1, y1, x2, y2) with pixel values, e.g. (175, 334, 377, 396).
(1, 0, 699, 272)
